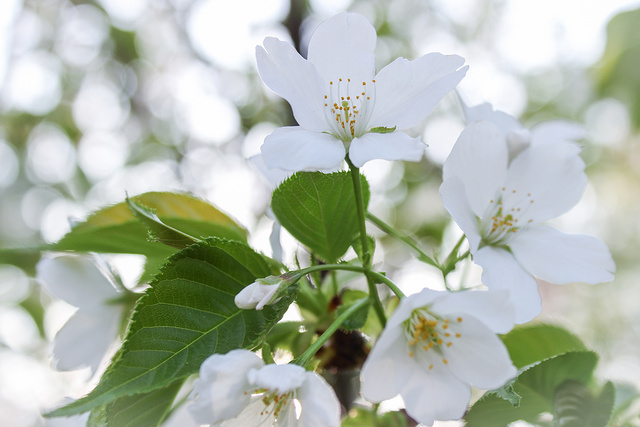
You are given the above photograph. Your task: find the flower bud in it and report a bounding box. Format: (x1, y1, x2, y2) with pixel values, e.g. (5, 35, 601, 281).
(234, 276, 283, 310)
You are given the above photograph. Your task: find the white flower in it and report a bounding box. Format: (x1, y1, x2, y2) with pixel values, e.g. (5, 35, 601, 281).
(248, 154, 292, 262)
(360, 289, 516, 425)
(189, 349, 340, 427)
(36, 254, 123, 374)
(440, 108, 615, 323)
(256, 12, 467, 172)
(235, 277, 282, 310)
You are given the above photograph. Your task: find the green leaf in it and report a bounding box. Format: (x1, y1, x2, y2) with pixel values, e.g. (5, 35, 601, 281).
(595, 8, 640, 129)
(338, 290, 370, 331)
(48, 238, 294, 417)
(87, 380, 184, 427)
(465, 351, 599, 426)
(369, 126, 397, 134)
(271, 172, 370, 262)
(501, 323, 586, 369)
(491, 380, 522, 407)
(610, 382, 640, 424)
(126, 196, 199, 249)
(0, 247, 42, 276)
(553, 380, 615, 427)
(265, 321, 303, 352)
(54, 192, 247, 257)
(343, 408, 408, 427)
(352, 235, 375, 264)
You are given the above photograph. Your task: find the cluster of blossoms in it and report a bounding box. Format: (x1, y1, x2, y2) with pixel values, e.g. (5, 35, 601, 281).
(209, 12, 613, 426)
(37, 11, 615, 427)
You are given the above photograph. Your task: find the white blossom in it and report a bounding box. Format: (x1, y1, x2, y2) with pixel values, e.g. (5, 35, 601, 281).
(36, 255, 123, 374)
(189, 349, 340, 427)
(256, 12, 467, 172)
(440, 105, 615, 323)
(361, 289, 516, 425)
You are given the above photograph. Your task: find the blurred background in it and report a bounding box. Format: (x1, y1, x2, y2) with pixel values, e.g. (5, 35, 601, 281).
(1, 0, 640, 425)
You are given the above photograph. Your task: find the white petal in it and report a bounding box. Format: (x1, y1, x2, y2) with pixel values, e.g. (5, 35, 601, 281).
(360, 324, 413, 402)
(307, 12, 376, 85)
(256, 38, 326, 131)
(530, 120, 586, 146)
(400, 362, 470, 425)
(298, 372, 341, 427)
(52, 306, 121, 374)
(36, 255, 119, 308)
(505, 141, 586, 223)
(248, 154, 292, 189)
(189, 349, 263, 425)
(462, 102, 522, 134)
(510, 225, 615, 285)
(261, 126, 345, 172)
(439, 177, 482, 252)
(269, 220, 284, 263)
(430, 290, 515, 334)
(348, 131, 424, 167)
(440, 314, 517, 389)
(368, 54, 467, 130)
(234, 282, 279, 310)
(218, 396, 277, 427)
(443, 121, 508, 218)
(474, 246, 542, 324)
(248, 363, 306, 393)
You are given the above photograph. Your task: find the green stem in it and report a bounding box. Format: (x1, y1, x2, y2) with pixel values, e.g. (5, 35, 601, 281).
(292, 297, 371, 367)
(293, 264, 405, 299)
(367, 270, 405, 299)
(347, 159, 386, 327)
(366, 212, 438, 267)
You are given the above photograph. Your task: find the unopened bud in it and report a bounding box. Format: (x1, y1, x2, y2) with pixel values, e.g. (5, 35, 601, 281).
(235, 276, 285, 310)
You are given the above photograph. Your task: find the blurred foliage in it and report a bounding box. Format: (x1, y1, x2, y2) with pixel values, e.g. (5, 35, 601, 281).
(595, 7, 640, 130)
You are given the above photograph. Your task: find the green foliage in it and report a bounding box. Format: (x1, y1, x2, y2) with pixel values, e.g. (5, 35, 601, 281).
(54, 192, 247, 256)
(337, 290, 370, 331)
(0, 248, 42, 276)
(492, 381, 522, 407)
(342, 408, 408, 427)
(610, 382, 640, 425)
(595, 7, 640, 129)
(265, 321, 303, 353)
(553, 380, 615, 427)
(126, 196, 199, 249)
(501, 323, 587, 369)
(87, 380, 184, 427)
(271, 172, 370, 262)
(465, 351, 599, 426)
(352, 235, 375, 264)
(48, 238, 294, 417)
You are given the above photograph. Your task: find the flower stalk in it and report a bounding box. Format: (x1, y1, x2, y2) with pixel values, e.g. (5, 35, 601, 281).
(292, 296, 371, 367)
(347, 158, 387, 327)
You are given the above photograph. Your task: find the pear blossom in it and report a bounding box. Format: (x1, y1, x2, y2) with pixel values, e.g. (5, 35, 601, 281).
(440, 108, 615, 323)
(189, 349, 340, 427)
(256, 12, 468, 172)
(36, 254, 123, 374)
(361, 289, 516, 425)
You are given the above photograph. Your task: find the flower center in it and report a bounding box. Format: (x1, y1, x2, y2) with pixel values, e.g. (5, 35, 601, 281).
(248, 388, 295, 421)
(323, 78, 376, 141)
(479, 187, 536, 247)
(404, 308, 463, 368)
